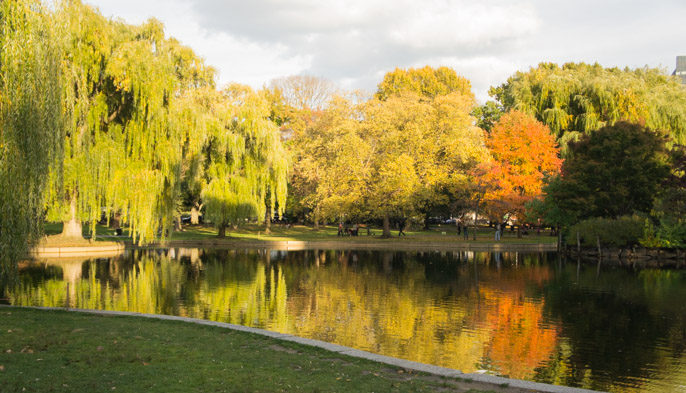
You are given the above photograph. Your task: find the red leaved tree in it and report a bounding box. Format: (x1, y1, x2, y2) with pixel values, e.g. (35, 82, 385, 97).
(479, 111, 562, 235)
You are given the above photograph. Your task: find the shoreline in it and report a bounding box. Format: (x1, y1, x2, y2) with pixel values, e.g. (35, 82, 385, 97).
(136, 239, 558, 252)
(3, 305, 602, 393)
(29, 236, 557, 258)
(28, 239, 557, 258)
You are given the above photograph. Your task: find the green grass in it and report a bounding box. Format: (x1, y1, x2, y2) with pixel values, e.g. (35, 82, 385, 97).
(170, 223, 556, 244)
(0, 308, 509, 393)
(43, 222, 122, 242)
(42, 221, 557, 245)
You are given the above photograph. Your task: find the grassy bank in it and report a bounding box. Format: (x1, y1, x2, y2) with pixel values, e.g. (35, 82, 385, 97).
(0, 308, 523, 393)
(43, 222, 556, 245)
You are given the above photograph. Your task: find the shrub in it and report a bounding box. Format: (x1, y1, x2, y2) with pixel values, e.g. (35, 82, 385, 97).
(565, 216, 644, 248)
(640, 218, 686, 249)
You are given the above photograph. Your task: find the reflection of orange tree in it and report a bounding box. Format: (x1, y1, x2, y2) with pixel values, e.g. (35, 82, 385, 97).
(13, 250, 561, 378)
(479, 289, 559, 380)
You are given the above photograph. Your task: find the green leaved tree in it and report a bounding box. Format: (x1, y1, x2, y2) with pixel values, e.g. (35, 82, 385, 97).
(542, 121, 671, 224)
(200, 84, 289, 237)
(1, 0, 64, 275)
(491, 62, 686, 153)
(46, 1, 214, 245)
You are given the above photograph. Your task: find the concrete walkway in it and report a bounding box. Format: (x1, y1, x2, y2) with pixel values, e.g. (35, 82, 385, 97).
(29, 238, 557, 258)
(14, 306, 603, 393)
(30, 242, 125, 258)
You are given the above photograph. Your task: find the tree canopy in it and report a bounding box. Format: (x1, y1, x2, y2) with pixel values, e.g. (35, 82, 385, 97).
(269, 75, 337, 111)
(1, 0, 63, 275)
(6, 0, 686, 252)
(479, 111, 562, 224)
(200, 84, 289, 237)
(490, 62, 686, 152)
(542, 121, 671, 223)
(44, 1, 216, 244)
(376, 66, 474, 101)
(289, 66, 487, 236)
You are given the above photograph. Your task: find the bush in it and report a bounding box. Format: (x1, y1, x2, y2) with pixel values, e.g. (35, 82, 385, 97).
(565, 216, 644, 248)
(640, 218, 686, 249)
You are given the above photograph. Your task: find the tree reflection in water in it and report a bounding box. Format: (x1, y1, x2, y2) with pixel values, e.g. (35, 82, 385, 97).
(9, 249, 686, 392)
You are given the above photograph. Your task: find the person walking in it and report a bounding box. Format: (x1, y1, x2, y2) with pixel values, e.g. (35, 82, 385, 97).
(398, 221, 406, 236)
(463, 223, 469, 240)
(495, 223, 501, 241)
(337, 222, 344, 236)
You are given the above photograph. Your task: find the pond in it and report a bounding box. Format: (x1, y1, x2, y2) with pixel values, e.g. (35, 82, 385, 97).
(5, 248, 686, 392)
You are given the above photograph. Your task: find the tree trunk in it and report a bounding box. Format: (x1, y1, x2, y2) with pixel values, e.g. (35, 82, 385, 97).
(62, 219, 83, 239)
(264, 207, 272, 235)
(423, 212, 430, 230)
(472, 200, 479, 241)
(191, 203, 202, 225)
(174, 215, 183, 232)
(61, 197, 84, 239)
(382, 251, 392, 273)
(381, 213, 391, 238)
(218, 223, 227, 238)
(313, 206, 320, 230)
(109, 211, 121, 230)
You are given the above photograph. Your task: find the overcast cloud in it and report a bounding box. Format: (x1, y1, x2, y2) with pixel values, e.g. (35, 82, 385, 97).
(88, 0, 686, 102)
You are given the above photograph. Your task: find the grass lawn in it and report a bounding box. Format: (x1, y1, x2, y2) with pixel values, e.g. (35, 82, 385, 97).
(43, 222, 122, 243)
(43, 221, 556, 245)
(169, 223, 557, 245)
(0, 308, 519, 393)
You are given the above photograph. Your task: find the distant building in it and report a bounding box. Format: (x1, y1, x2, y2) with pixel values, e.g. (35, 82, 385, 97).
(673, 56, 686, 84)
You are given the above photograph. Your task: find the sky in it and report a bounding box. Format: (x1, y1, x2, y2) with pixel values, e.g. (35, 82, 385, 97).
(86, 0, 686, 103)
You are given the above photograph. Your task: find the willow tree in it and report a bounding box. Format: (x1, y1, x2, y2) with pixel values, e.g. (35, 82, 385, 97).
(490, 62, 686, 152)
(201, 84, 289, 237)
(0, 1, 63, 275)
(46, 1, 214, 244)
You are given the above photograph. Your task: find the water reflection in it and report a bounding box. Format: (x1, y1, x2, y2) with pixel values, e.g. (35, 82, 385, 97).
(7, 249, 686, 393)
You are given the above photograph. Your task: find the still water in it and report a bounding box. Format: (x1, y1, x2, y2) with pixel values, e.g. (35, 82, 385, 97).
(5, 248, 686, 392)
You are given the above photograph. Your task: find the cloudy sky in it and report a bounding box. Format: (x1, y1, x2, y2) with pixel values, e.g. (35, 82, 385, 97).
(87, 0, 685, 102)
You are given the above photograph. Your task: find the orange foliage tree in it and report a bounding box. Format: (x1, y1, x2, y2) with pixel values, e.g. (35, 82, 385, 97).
(480, 111, 562, 231)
